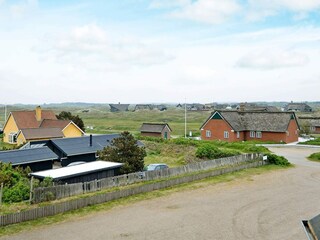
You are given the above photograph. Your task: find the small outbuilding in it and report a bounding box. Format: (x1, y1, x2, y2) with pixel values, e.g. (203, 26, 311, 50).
(30, 161, 123, 184)
(0, 147, 58, 171)
(140, 123, 172, 139)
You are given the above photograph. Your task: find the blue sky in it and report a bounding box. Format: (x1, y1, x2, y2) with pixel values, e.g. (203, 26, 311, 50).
(1, 0, 320, 104)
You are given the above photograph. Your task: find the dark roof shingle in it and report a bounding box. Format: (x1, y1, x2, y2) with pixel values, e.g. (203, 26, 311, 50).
(140, 123, 172, 133)
(0, 147, 58, 165)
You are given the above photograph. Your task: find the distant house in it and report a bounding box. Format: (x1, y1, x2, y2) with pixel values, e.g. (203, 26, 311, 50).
(200, 110, 300, 143)
(298, 117, 320, 134)
(236, 103, 279, 112)
(109, 104, 130, 112)
(0, 147, 58, 172)
(140, 123, 172, 139)
(285, 102, 312, 112)
(153, 105, 167, 111)
(3, 106, 84, 145)
(176, 103, 206, 111)
(134, 104, 152, 111)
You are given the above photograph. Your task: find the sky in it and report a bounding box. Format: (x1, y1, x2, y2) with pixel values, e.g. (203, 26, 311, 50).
(0, 0, 320, 104)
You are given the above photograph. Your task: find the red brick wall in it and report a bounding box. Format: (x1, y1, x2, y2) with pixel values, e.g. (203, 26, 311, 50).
(202, 119, 299, 143)
(285, 119, 299, 143)
(141, 132, 162, 138)
(201, 119, 242, 142)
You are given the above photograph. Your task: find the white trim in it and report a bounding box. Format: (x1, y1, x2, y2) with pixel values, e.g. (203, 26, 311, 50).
(205, 130, 211, 138)
(224, 131, 229, 139)
(62, 121, 85, 135)
(250, 131, 255, 138)
(200, 111, 224, 130)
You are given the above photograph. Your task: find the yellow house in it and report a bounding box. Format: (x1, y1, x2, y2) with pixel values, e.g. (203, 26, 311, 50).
(3, 106, 84, 145)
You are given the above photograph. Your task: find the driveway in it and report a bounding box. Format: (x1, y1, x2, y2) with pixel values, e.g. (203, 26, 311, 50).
(2, 147, 320, 240)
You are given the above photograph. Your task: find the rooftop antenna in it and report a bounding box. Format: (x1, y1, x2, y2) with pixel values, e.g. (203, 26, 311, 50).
(4, 105, 7, 123)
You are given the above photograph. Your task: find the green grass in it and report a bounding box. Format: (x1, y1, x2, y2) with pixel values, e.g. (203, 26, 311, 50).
(78, 109, 209, 137)
(307, 152, 320, 162)
(300, 138, 320, 146)
(0, 136, 15, 151)
(0, 164, 289, 237)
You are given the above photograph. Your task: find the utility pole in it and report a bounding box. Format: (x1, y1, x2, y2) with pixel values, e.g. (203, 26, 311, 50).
(184, 98, 187, 138)
(4, 105, 7, 122)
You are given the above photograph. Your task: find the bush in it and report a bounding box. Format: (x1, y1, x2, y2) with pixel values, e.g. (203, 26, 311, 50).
(265, 153, 291, 166)
(196, 144, 240, 159)
(308, 152, 320, 161)
(3, 180, 30, 203)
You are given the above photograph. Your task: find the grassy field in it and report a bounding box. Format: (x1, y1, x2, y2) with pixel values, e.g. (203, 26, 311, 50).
(78, 109, 209, 137)
(0, 105, 210, 137)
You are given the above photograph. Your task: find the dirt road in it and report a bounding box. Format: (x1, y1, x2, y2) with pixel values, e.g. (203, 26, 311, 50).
(2, 147, 320, 240)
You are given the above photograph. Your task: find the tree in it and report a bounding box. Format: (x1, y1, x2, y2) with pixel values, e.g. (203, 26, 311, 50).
(56, 111, 85, 132)
(97, 131, 146, 174)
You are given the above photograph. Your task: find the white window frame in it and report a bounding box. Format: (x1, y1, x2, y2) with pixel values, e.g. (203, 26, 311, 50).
(224, 131, 229, 139)
(236, 132, 240, 139)
(250, 131, 255, 138)
(256, 131, 262, 138)
(205, 130, 211, 138)
(8, 132, 17, 143)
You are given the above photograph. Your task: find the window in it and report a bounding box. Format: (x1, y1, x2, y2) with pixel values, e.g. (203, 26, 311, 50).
(224, 131, 229, 138)
(250, 131, 255, 138)
(310, 126, 316, 132)
(8, 133, 17, 143)
(206, 130, 211, 138)
(256, 131, 262, 138)
(236, 132, 240, 139)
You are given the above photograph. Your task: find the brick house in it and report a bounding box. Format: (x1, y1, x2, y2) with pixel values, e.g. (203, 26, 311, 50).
(140, 123, 172, 139)
(298, 117, 320, 134)
(200, 110, 300, 143)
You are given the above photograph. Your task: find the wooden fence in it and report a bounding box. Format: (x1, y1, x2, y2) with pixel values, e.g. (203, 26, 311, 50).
(33, 153, 262, 203)
(0, 159, 266, 227)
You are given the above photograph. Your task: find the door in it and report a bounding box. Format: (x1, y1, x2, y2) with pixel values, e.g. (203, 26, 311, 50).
(164, 131, 168, 139)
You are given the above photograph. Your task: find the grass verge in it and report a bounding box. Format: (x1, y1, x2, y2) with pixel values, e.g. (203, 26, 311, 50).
(0, 164, 290, 237)
(307, 152, 320, 162)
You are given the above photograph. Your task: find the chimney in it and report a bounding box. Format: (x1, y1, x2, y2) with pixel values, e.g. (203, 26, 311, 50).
(239, 103, 245, 112)
(89, 134, 93, 147)
(35, 106, 42, 121)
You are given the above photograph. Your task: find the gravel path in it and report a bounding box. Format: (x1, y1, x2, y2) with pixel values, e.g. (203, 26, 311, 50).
(2, 147, 320, 240)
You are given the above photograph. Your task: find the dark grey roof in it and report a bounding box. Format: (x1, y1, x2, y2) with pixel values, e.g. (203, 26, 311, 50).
(140, 123, 172, 133)
(50, 134, 144, 156)
(298, 117, 320, 127)
(237, 103, 279, 112)
(285, 103, 312, 112)
(50, 134, 120, 156)
(202, 110, 299, 132)
(0, 147, 58, 165)
(134, 104, 152, 110)
(109, 104, 129, 111)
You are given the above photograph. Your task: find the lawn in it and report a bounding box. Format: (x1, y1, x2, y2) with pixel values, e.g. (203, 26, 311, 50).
(307, 152, 320, 162)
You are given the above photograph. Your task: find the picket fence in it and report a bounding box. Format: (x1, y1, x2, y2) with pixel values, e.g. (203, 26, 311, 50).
(33, 153, 261, 203)
(0, 158, 266, 227)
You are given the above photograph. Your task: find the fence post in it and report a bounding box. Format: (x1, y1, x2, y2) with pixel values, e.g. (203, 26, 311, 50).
(0, 183, 3, 205)
(29, 176, 34, 204)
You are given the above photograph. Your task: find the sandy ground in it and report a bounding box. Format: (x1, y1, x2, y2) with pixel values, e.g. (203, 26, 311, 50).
(2, 147, 320, 240)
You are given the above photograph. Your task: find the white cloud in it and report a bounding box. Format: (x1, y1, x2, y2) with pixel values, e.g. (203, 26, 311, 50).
(246, 0, 320, 21)
(10, 0, 38, 18)
(167, 0, 241, 24)
(40, 24, 174, 71)
(237, 48, 309, 69)
(149, 0, 190, 9)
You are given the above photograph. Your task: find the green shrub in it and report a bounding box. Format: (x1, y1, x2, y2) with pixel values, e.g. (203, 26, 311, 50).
(265, 153, 291, 166)
(308, 152, 320, 161)
(300, 138, 320, 146)
(196, 144, 240, 159)
(2, 180, 30, 203)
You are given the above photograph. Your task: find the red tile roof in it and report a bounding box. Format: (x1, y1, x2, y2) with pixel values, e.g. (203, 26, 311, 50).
(20, 128, 64, 140)
(11, 110, 57, 129)
(39, 119, 71, 129)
